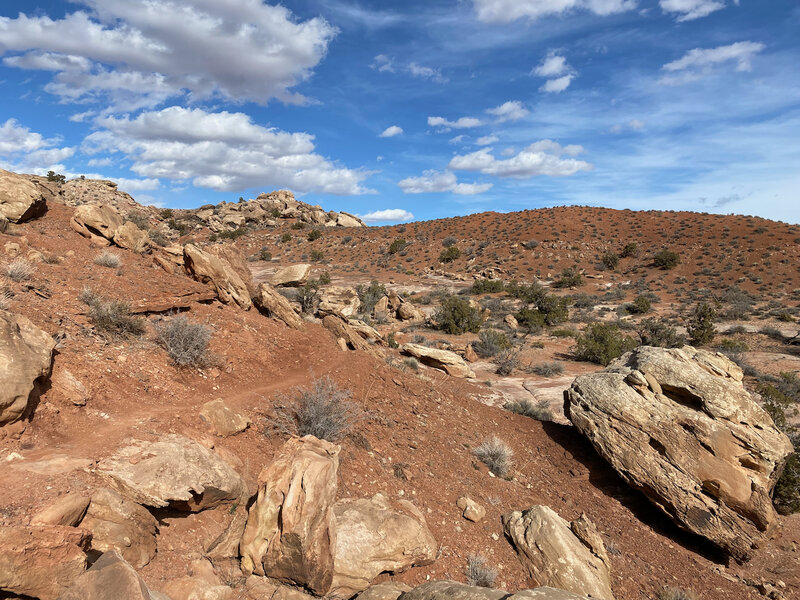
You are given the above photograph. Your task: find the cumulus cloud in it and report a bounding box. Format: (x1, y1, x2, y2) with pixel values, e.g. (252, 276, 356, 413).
(449, 140, 592, 178)
(428, 116, 484, 130)
(660, 0, 731, 21)
(358, 208, 415, 222)
(81, 106, 372, 195)
(371, 55, 446, 83)
(660, 41, 765, 84)
(379, 125, 404, 138)
(0, 0, 336, 109)
(486, 101, 529, 123)
(0, 118, 75, 172)
(476, 135, 499, 146)
(473, 0, 637, 23)
(398, 170, 492, 195)
(541, 75, 575, 93)
(533, 52, 576, 93)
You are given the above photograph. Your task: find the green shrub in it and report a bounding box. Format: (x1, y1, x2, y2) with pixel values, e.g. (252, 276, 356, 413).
(160, 208, 174, 219)
(167, 218, 190, 236)
(318, 271, 332, 285)
(553, 267, 583, 289)
(687, 302, 716, 346)
(218, 227, 247, 240)
(506, 398, 553, 421)
(620, 242, 638, 258)
(759, 373, 799, 514)
(474, 329, 511, 357)
(259, 247, 272, 261)
(356, 281, 387, 315)
(310, 249, 324, 262)
(471, 279, 504, 294)
(307, 229, 322, 241)
(627, 295, 652, 314)
(637, 318, 684, 348)
(46, 170, 66, 183)
(149, 229, 168, 246)
(653, 249, 680, 269)
(388, 238, 407, 254)
(515, 307, 546, 333)
(291, 221, 306, 230)
(434, 295, 483, 334)
(506, 281, 547, 304)
(573, 322, 637, 366)
(601, 252, 619, 270)
(439, 246, 461, 263)
(280, 233, 291, 243)
(716, 338, 749, 352)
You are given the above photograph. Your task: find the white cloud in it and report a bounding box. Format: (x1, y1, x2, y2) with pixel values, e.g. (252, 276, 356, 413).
(398, 170, 492, 195)
(115, 177, 159, 192)
(611, 119, 646, 133)
(371, 55, 446, 83)
(371, 54, 395, 73)
(659, 0, 728, 21)
(428, 116, 484, 130)
(450, 135, 467, 144)
(0, 119, 58, 154)
(476, 135, 499, 146)
(359, 208, 415, 223)
(379, 125, 404, 138)
(486, 101, 529, 123)
(81, 106, 372, 195)
(0, 1, 336, 108)
(0, 118, 76, 173)
(449, 140, 592, 178)
(660, 41, 765, 84)
(534, 52, 576, 93)
(87, 157, 112, 167)
(541, 74, 575, 93)
(473, 0, 637, 23)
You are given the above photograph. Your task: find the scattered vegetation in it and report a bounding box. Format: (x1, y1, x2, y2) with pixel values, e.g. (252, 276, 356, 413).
(505, 398, 553, 421)
(439, 246, 461, 263)
(46, 170, 66, 183)
(274, 377, 361, 442)
(94, 250, 121, 269)
(473, 436, 513, 477)
(573, 322, 638, 366)
(654, 249, 680, 270)
(356, 280, 387, 315)
(307, 229, 322, 241)
(620, 242, 638, 258)
(434, 295, 483, 334)
(154, 315, 212, 367)
(552, 267, 583, 288)
(627, 295, 652, 314)
(82, 291, 145, 338)
(529, 362, 564, 376)
(4, 258, 34, 282)
(473, 329, 511, 357)
(388, 238, 407, 254)
(494, 348, 521, 376)
(465, 554, 497, 588)
(601, 251, 619, 270)
(637, 318, 684, 348)
(471, 279, 504, 294)
(687, 302, 717, 346)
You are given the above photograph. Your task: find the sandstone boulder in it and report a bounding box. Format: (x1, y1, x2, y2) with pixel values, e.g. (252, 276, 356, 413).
(271, 263, 312, 287)
(113, 221, 149, 253)
(502, 506, 614, 600)
(31, 494, 90, 527)
(200, 399, 250, 437)
(0, 310, 56, 426)
(323, 315, 384, 359)
(184, 243, 252, 309)
(240, 436, 340, 595)
(336, 212, 365, 228)
(357, 583, 412, 600)
(58, 550, 168, 600)
(318, 286, 361, 318)
(51, 368, 89, 406)
(0, 168, 47, 222)
(253, 282, 305, 330)
(209, 244, 256, 296)
(564, 345, 794, 561)
(397, 582, 590, 600)
(457, 496, 486, 522)
(401, 343, 475, 378)
(0, 525, 89, 600)
(96, 435, 246, 512)
(71, 203, 123, 244)
(396, 301, 424, 322)
(330, 494, 437, 598)
(79, 487, 158, 568)
(348, 320, 384, 344)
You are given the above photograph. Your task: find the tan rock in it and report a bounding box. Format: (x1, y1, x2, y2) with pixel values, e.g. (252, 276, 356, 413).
(31, 494, 90, 526)
(0, 525, 89, 600)
(504, 314, 519, 329)
(96, 434, 246, 512)
(271, 263, 312, 287)
(336, 212, 365, 227)
(243, 577, 317, 599)
(184, 243, 252, 310)
(502, 506, 614, 600)
(210, 244, 256, 296)
(323, 315, 384, 359)
(80, 487, 158, 569)
(348, 320, 384, 344)
(162, 557, 233, 600)
(456, 497, 486, 522)
(240, 436, 340, 595)
(0, 168, 47, 223)
(330, 494, 437, 598)
(58, 550, 166, 600)
(373, 296, 389, 315)
(564, 345, 794, 561)
(0, 310, 56, 426)
(113, 221, 149, 253)
(200, 399, 250, 437)
(51, 368, 89, 406)
(253, 282, 304, 330)
(401, 343, 475, 378)
(396, 300, 424, 321)
(318, 286, 361, 318)
(398, 581, 591, 600)
(356, 583, 412, 600)
(4, 241, 20, 256)
(71, 203, 123, 242)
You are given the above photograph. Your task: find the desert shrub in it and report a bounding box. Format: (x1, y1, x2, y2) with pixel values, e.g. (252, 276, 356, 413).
(46, 170, 66, 183)
(716, 338, 749, 353)
(620, 242, 638, 258)
(0, 288, 12, 310)
(571, 293, 600, 309)
(687, 302, 716, 346)
(159, 208, 174, 219)
(553, 267, 583, 289)
(388, 238, 407, 254)
(637, 318, 684, 348)
(574, 322, 637, 366)
(505, 398, 553, 421)
(759, 374, 800, 514)
(523, 239, 539, 249)
(495, 348, 520, 375)
(442, 236, 457, 247)
(5, 258, 34, 282)
(86, 298, 146, 338)
(291, 221, 306, 230)
(471, 279, 504, 294)
(439, 246, 461, 263)
(356, 280, 387, 315)
(653, 249, 680, 269)
(403, 356, 419, 371)
(310, 250, 325, 262)
(627, 295, 652, 314)
(297, 280, 322, 314)
(515, 307, 545, 333)
(721, 286, 755, 319)
(94, 250, 121, 269)
(657, 589, 698, 600)
(259, 247, 272, 261)
(601, 252, 619, 270)
(154, 315, 211, 367)
(434, 295, 482, 334)
(474, 329, 511, 357)
(465, 554, 497, 588)
(125, 211, 149, 230)
(167, 218, 190, 236)
(318, 271, 332, 285)
(218, 227, 247, 240)
(275, 377, 360, 441)
(529, 362, 564, 376)
(307, 229, 322, 241)
(148, 229, 168, 246)
(551, 328, 577, 338)
(280, 233, 291, 243)
(341, 235, 352, 244)
(473, 436, 513, 477)
(506, 280, 547, 304)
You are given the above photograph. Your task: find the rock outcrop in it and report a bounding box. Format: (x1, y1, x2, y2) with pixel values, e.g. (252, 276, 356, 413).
(96, 435, 246, 512)
(323, 315, 384, 359)
(113, 220, 149, 253)
(70, 203, 123, 245)
(183, 243, 252, 310)
(272, 263, 312, 287)
(330, 493, 437, 598)
(401, 343, 475, 378)
(0, 168, 47, 222)
(31, 494, 90, 527)
(253, 282, 305, 330)
(200, 398, 250, 437)
(502, 506, 614, 600)
(564, 346, 794, 561)
(397, 581, 591, 600)
(357, 583, 412, 600)
(318, 286, 361, 318)
(240, 436, 340, 595)
(58, 550, 168, 600)
(0, 310, 56, 426)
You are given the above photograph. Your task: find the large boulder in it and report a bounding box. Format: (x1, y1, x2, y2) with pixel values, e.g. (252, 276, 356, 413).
(401, 343, 475, 378)
(200, 398, 250, 437)
(70, 203, 123, 244)
(31, 494, 90, 527)
(79, 487, 159, 568)
(396, 300, 424, 322)
(502, 506, 614, 600)
(0, 168, 47, 222)
(96, 435, 246, 512)
(318, 286, 361, 318)
(58, 550, 168, 600)
(113, 221, 149, 253)
(564, 346, 794, 561)
(0, 310, 56, 426)
(322, 315, 384, 359)
(330, 494, 437, 598)
(240, 436, 340, 595)
(336, 212, 365, 228)
(397, 582, 590, 600)
(253, 282, 305, 330)
(357, 583, 412, 600)
(209, 244, 256, 296)
(271, 263, 312, 287)
(183, 243, 252, 309)
(0, 525, 90, 600)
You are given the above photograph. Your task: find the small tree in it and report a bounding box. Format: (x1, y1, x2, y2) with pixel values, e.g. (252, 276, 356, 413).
(46, 170, 66, 183)
(434, 295, 482, 334)
(620, 242, 638, 258)
(654, 249, 680, 270)
(553, 267, 583, 289)
(601, 252, 619, 270)
(574, 322, 637, 366)
(307, 229, 322, 241)
(627, 295, 652, 314)
(388, 238, 407, 254)
(439, 246, 461, 263)
(687, 302, 716, 346)
(356, 281, 387, 315)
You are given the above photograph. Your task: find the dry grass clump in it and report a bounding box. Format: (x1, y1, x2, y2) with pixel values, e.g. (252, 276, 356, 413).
(5, 258, 33, 282)
(80, 287, 145, 338)
(274, 377, 361, 442)
(505, 398, 553, 422)
(474, 436, 513, 477)
(94, 250, 122, 268)
(465, 554, 497, 588)
(0, 288, 12, 310)
(154, 315, 212, 367)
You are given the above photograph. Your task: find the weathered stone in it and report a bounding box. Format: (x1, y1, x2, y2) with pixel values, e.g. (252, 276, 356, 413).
(209, 244, 256, 296)
(348, 320, 384, 344)
(456, 496, 486, 522)
(401, 343, 475, 378)
(330, 494, 437, 598)
(253, 282, 304, 330)
(503, 506, 614, 600)
(200, 399, 250, 437)
(96, 434, 246, 511)
(57, 550, 166, 600)
(0, 525, 89, 600)
(0, 310, 56, 426)
(396, 300, 424, 322)
(162, 557, 233, 600)
(113, 221, 149, 253)
(71, 203, 123, 243)
(318, 286, 361, 318)
(357, 583, 412, 600)
(51, 368, 89, 406)
(564, 345, 794, 561)
(505, 314, 519, 329)
(31, 494, 90, 527)
(397, 582, 590, 600)
(184, 243, 252, 309)
(271, 263, 312, 287)
(373, 296, 389, 316)
(240, 436, 340, 595)
(323, 315, 384, 358)
(336, 212, 365, 228)
(80, 487, 158, 569)
(0, 168, 47, 223)
(243, 576, 317, 599)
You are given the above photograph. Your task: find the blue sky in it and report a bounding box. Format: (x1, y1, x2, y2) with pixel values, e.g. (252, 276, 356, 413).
(0, 0, 798, 224)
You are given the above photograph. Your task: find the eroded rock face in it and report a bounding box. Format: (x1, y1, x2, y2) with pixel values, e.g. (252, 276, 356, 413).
(401, 343, 475, 378)
(0, 168, 47, 223)
(253, 282, 305, 330)
(113, 221, 149, 253)
(0, 310, 56, 426)
(58, 550, 167, 600)
(397, 581, 590, 600)
(183, 243, 252, 310)
(356, 583, 412, 600)
(240, 436, 340, 595)
(31, 494, 90, 527)
(271, 263, 311, 287)
(96, 435, 246, 512)
(0, 525, 90, 600)
(502, 506, 614, 600)
(330, 494, 437, 598)
(564, 346, 794, 561)
(318, 286, 361, 318)
(323, 315, 384, 359)
(200, 399, 250, 437)
(71, 203, 123, 244)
